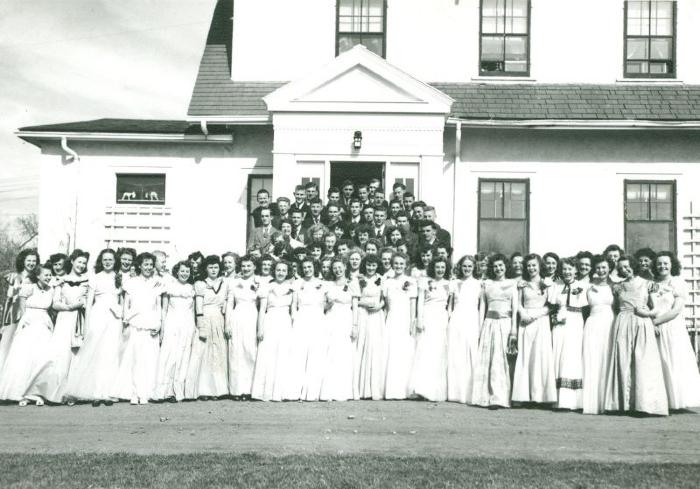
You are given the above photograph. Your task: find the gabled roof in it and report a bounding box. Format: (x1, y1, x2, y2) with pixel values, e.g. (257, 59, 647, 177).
(19, 119, 190, 134)
(187, 0, 700, 123)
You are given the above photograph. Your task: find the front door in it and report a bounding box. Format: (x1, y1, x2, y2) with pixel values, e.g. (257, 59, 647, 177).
(330, 162, 385, 191)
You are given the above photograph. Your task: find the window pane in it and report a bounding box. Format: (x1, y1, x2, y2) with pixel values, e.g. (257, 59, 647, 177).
(626, 61, 649, 74)
(652, 183, 672, 203)
(626, 202, 647, 220)
(338, 0, 355, 17)
(504, 182, 526, 218)
(627, 38, 649, 60)
(627, 1, 650, 36)
(510, 0, 529, 17)
(338, 35, 356, 54)
(626, 221, 674, 254)
(479, 220, 527, 255)
(362, 36, 383, 56)
(505, 37, 527, 60)
(649, 62, 670, 74)
(652, 2, 674, 35)
(482, 0, 504, 17)
(482, 16, 500, 33)
(652, 17, 673, 36)
(481, 36, 504, 61)
(650, 38, 671, 59)
(117, 174, 166, 205)
(508, 17, 528, 34)
(480, 182, 498, 218)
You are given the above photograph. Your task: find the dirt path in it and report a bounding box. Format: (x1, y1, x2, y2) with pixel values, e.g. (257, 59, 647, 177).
(0, 401, 698, 463)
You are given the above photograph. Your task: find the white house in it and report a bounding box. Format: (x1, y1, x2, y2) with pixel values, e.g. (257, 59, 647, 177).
(16, 0, 700, 344)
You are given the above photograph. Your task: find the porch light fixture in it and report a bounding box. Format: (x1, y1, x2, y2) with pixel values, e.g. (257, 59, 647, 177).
(353, 131, 362, 150)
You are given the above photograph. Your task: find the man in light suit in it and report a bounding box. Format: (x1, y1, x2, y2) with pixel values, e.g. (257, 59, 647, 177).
(247, 208, 278, 256)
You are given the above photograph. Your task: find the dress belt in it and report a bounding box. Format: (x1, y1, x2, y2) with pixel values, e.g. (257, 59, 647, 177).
(566, 306, 584, 313)
(486, 310, 511, 319)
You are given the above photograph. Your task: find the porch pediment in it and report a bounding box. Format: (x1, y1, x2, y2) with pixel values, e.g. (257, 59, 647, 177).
(263, 45, 453, 115)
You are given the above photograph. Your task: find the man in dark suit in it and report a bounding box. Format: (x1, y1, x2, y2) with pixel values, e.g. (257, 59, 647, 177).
(272, 196, 291, 229)
(250, 188, 278, 228)
(247, 208, 278, 255)
(290, 208, 307, 244)
(372, 188, 389, 210)
(290, 185, 309, 218)
(322, 203, 343, 227)
(417, 220, 445, 250)
(303, 198, 324, 228)
(424, 205, 452, 248)
(371, 207, 390, 241)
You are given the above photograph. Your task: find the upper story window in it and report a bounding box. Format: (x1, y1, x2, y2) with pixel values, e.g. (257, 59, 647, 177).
(624, 1, 676, 78)
(479, 0, 530, 76)
(336, 0, 386, 58)
(116, 174, 165, 205)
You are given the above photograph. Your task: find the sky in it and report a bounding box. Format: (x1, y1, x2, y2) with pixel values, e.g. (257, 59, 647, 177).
(0, 0, 217, 216)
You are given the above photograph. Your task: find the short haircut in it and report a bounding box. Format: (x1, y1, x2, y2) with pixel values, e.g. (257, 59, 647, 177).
(604, 244, 624, 255)
(424, 205, 435, 213)
(290, 208, 304, 216)
(392, 182, 406, 191)
(374, 206, 387, 214)
(341, 179, 354, 188)
(419, 220, 437, 230)
(357, 183, 368, 191)
(304, 181, 318, 190)
(404, 191, 414, 199)
(327, 186, 340, 197)
(256, 188, 270, 197)
(389, 199, 402, 207)
(309, 197, 323, 206)
(294, 185, 305, 192)
(276, 196, 290, 204)
(374, 188, 385, 195)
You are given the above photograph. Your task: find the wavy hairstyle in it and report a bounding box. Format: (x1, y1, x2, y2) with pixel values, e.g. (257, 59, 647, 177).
(171, 260, 193, 283)
(15, 248, 40, 274)
(427, 256, 451, 280)
(454, 255, 475, 280)
(329, 256, 351, 279)
(298, 257, 321, 278)
(486, 253, 508, 280)
(523, 253, 545, 280)
(94, 248, 117, 274)
(67, 249, 90, 274)
(134, 252, 156, 275)
(654, 251, 681, 277)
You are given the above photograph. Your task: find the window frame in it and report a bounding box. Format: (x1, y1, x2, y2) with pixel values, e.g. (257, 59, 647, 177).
(623, 0, 677, 79)
(477, 178, 530, 254)
(115, 173, 166, 206)
(623, 179, 677, 253)
(335, 0, 388, 58)
(478, 0, 532, 77)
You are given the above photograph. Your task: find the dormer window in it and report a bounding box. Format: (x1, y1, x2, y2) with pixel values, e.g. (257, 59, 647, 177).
(336, 0, 386, 58)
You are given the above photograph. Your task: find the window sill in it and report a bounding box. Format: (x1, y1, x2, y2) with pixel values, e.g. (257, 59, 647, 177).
(616, 78, 684, 84)
(471, 76, 537, 83)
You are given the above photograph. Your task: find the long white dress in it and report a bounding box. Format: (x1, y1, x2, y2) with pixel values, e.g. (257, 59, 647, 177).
(605, 277, 668, 415)
(383, 275, 418, 400)
(410, 278, 449, 401)
(582, 282, 615, 414)
(652, 277, 700, 409)
(472, 279, 516, 407)
(26, 277, 88, 403)
(288, 278, 327, 401)
(511, 280, 557, 404)
(446, 278, 481, 404)
(185, 278, 229, 399)
(226, 276, 260, 397)
(0, 284, 54, 400)
(354, 275, 386, 400)
(63, 272, 122, 401)
(111, 275, 165, 401)
(0, 271, 32, 372)
(153, 280, 196, 401)
(319, 281, 358, 401)
(251, 281, 294, 401)
(551, 279, 587, 410)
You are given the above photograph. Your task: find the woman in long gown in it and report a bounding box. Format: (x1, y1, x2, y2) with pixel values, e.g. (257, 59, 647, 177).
(185, 255, 229, 400)
(551, 257, 587, 410)
(383, 252, 418, 400)
(288, 258, 327, 401)
(225, 255, 260, 399)
(25, 249, 89, 404)
(320, 258, 359, 401)
(0, 265, 54, 405)
(650, 251, 700, 410)
(511, 254, 557, 405)
(446, 255, 481, 404)
(582, 255, 615, 414)
(153, 261, 196, 402)
(410, 257, 450, 401)
(354, 254, 386, 401)
(471, 254, 517, 408)
(251, 261, 294, 401)
(605, 255, 668, 416)
(63, 249, 123, 405)
(0, 249, 40, 371)
(112, 252, 165, 404)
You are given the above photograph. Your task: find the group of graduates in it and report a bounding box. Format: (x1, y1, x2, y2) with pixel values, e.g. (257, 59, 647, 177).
(0, 179, 698, 416)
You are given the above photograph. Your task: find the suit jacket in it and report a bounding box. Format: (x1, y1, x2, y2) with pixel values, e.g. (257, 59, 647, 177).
(272, 213, 291, 229)
(436, 227, 452, 248)
(303, 214, 324, 229)
(291, 225, 308, 243)
(247, 225, 278, 253)
(290, 202, 309, 218)
(250, 204, 278, 228)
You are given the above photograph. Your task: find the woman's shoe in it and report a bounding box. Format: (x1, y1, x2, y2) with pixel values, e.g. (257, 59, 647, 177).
(18, 400, 28, 407)
(35, 399, 44, 407)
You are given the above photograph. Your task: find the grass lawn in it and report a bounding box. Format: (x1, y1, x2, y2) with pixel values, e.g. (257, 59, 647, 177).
(0, 453, 696, 489)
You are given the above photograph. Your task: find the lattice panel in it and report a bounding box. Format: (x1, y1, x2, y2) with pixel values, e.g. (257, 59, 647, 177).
(681, 203, 700, 363)
(103, 206, 173, 254)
